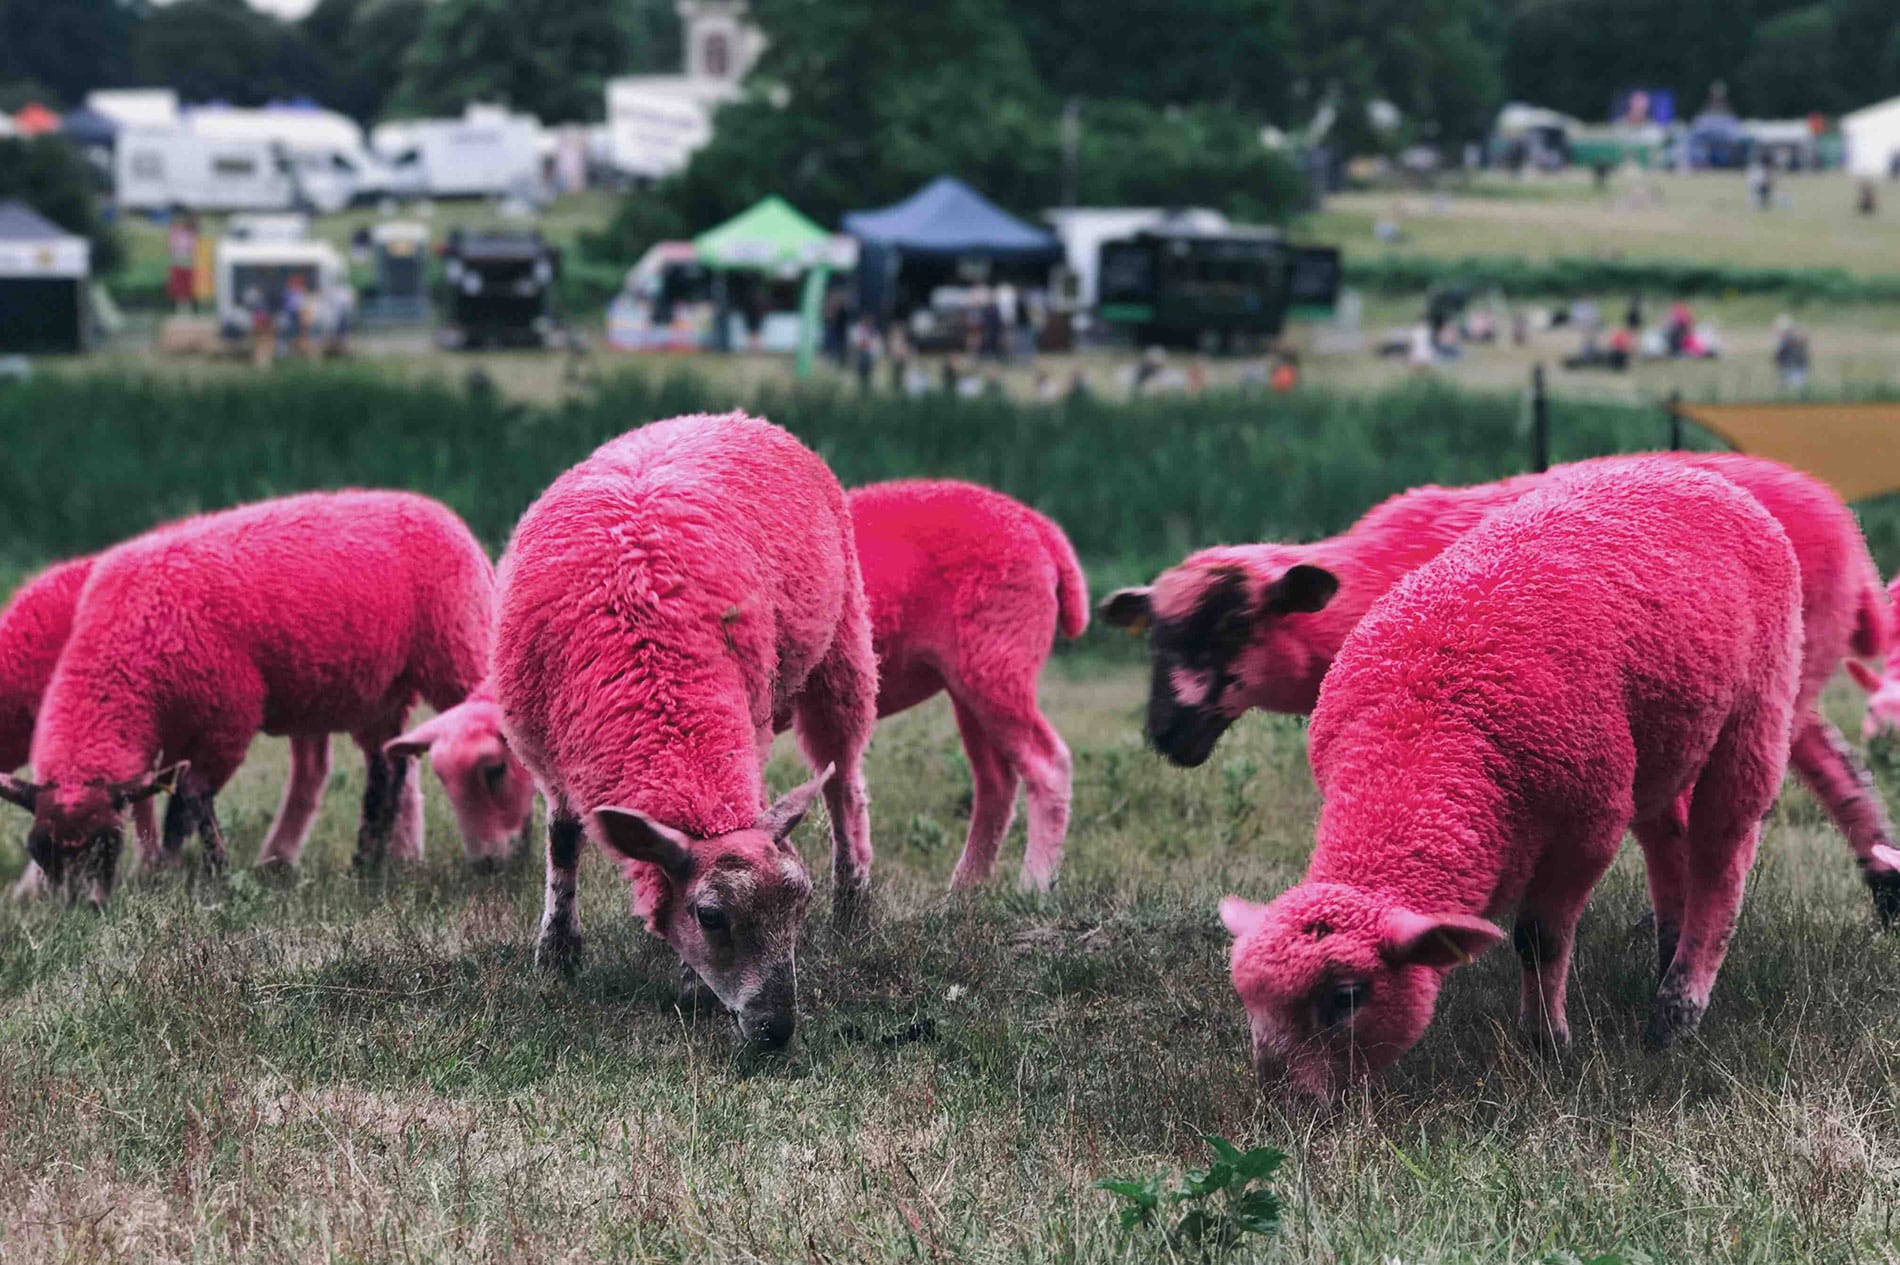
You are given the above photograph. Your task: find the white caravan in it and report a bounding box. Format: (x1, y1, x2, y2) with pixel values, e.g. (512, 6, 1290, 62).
(371, 105, 545, 200)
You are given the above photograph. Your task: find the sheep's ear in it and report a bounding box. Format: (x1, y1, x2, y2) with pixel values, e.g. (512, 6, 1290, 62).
(107, 761, 188, 807)
(0, 773, 39, 811)
(1379, 909, 1504, 969)
(1847, 660, 1884, 694)
(591, 808, 695, 882)
(386, 713, 453, 761)
(757, 763, 834, 846)
(1219, 895, 1270, 940)
(1264, 565, 1339, 616)
(1872, 843, 1900, 872)
(1099, 587, 1153, 634)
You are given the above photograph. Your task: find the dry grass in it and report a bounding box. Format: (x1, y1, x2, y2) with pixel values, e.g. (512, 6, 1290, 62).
(2, 665, 1899, 1262)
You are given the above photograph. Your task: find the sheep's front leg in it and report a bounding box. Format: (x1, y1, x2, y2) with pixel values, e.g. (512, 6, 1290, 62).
(536, 811, 586, 970)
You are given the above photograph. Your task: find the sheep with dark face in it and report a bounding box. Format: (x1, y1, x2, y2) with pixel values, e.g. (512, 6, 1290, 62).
(1108, 452, 1900, 920)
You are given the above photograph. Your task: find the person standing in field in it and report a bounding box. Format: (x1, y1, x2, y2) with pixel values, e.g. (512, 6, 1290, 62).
(1773, 315, 1810, 392)
(166, 212, 199, 314)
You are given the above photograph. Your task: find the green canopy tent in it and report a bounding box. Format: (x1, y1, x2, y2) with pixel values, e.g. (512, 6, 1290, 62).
(692, 196, 853, 374)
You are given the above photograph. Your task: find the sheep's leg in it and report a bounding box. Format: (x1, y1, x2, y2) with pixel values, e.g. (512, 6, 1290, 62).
(1633, 796, 1691, 981)
(256, 734, 333, 870)
(793, 590, 879, 929)
(349, 728, 417, 870)
(159, 768, 228, 875)
(390, 754, 424, 863)
(536, 808, 585, 969)
(1646, 712, 1783, 1051)
(946, 696, 1020, 890)
(130, 798, 161, 870)
(959, 685, 1072, 893)
(1787, 714, 1900, 922)
(1515, 820, 1620, 1046)
(9, 863, 48, 903)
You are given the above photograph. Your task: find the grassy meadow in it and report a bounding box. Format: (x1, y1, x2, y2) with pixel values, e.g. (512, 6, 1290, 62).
(2, 370, 1900, 1260)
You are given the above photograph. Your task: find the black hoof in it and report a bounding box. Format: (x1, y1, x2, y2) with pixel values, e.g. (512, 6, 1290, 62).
(1866, 867, 1900, 924)
(536, 926, 584, 973)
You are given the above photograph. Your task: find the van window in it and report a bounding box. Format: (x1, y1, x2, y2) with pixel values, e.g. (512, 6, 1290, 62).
(130, 151, 164, 180)
(213, 155, 258, 178)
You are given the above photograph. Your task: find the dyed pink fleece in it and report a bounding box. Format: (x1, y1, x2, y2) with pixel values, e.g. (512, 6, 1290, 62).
(494, 411, 874, 837)
(31, 490, 494, 794)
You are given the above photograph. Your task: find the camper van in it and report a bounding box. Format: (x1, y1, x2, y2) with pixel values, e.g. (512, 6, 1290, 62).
(371, 107, 544, 201)
(114, 104, 384, 213)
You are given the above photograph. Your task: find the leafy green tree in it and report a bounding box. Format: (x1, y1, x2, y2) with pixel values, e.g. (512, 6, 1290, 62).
(301, 0, 428, 122)
(391, 0, 671, 123)
(1502, 0, 1761, 122)
(1738, 6, 1839, 115)
(1288, 0, 1502, 142)
(1007, 0, 1294, 121)
(0, 138, 124, 273)
(0, 0, 142, 110)
(131, 0, 323, 107)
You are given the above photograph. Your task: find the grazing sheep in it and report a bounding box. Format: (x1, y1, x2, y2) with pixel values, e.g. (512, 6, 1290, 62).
(492, 412, 878, 1048)
(0, 554, 333, 900)
(405, 479, 1088, 892)
(840, 480, 1087, 891)
(1105, 453, 1900, 917)
(1221, 461, 1802, 1097)
(386, 682, 537, 868)
(0, 491, 493, 905)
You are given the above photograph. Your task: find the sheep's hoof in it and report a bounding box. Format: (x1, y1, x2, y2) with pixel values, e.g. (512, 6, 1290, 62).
(253, 856, 300, 886)
(536, 924, 585, 973)
(1642, 989, 1703, 1052)
(1865, 868, 1900, 925)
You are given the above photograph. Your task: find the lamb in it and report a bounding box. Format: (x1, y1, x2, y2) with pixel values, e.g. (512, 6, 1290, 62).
(1847, 576, 1900, 741)
(0, 490, 494, 905)
(492, 412, 878, 1049)
(2, 554, 338, 900)
(1104, 452, 1900, 917)
(1220, 460, 1803, 1098)
(402, 478, 1087, 892)
(386, 681, 536, 868)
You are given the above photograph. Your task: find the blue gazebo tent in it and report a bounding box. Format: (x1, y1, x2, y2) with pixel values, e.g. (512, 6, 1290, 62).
(843, 176, 1060, 316)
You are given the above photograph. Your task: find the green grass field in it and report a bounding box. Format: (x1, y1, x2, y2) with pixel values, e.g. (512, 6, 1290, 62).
(2, 370, 1900, 1260)
(3, 670, 1897, 1261)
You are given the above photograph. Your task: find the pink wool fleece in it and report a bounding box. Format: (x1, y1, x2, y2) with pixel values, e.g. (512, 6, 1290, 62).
(1116, 452, 1898, 915)
(843, 479, 1087, 890)
(0, 555, 93, 773)
(19, 490, 493, 886)
(1223, 460, 1802, 1097)
(495, 412, 878, 1044)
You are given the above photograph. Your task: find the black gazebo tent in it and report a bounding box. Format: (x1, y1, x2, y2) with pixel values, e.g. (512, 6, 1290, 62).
(0, 202, 91, 354)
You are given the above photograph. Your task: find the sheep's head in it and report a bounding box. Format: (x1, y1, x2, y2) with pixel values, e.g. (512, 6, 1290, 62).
(1100, 555, 1338, 767)
(387, 700, 536, 867)
(0, 763, 183, 903)
(1220, 883, 1501, 1099)
(591, 766, 828, 1050)
(1847, 660, 1900, 743)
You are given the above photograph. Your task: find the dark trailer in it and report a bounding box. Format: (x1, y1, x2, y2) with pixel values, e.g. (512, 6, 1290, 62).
(1096, 228, 1338, 352)
(0, 201, 91, 356)
(440, 229, 560, 349)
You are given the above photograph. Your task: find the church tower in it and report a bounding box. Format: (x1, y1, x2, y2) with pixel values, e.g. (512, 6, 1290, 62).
(676, 1, 763, 84)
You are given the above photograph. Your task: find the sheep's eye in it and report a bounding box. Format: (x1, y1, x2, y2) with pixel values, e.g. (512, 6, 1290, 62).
(1316, 980, 1369, 1028)
(695, 905, 729, 933)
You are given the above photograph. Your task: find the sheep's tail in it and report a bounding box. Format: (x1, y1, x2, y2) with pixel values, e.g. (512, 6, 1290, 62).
(1028, 508, 1089, 640)
(1856, 566, 1899, 660)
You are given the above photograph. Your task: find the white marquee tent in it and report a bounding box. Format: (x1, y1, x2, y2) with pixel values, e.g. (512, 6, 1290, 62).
(1843, 96, 1900, 179)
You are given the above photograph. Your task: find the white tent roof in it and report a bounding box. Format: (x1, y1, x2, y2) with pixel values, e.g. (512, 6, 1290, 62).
(0, 202, 89, 279)
(1842, 96, 1900, 178)
(0, 114, 15, 139)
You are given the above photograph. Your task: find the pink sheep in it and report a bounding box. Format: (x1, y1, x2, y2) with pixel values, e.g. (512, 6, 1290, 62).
(1105, 452, 1900, 917)
(492, 412, 878, 1048)
(2, 554, 336, 900)
(1221, 460, 1802, 1097)
(839, 480, 1087, 890)
(386, 681, 536, 868)
(401, 478, 1088, 892)
(0, 490, 493, 905)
